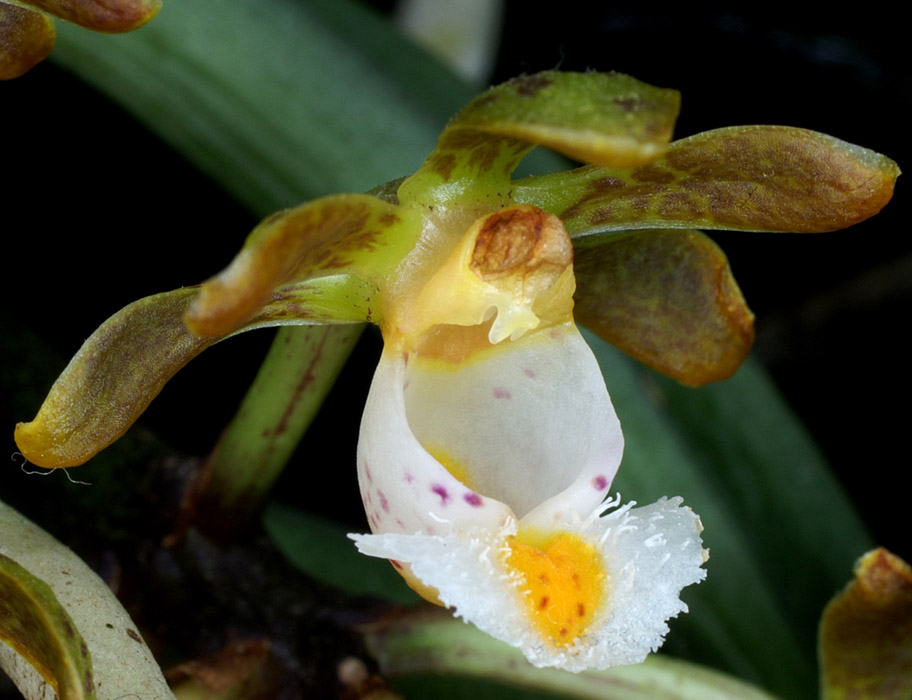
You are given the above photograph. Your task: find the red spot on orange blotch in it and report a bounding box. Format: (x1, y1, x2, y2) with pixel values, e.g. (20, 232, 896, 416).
(577, 603, 586, 617)
(539, 596, 550, 610)
(559, 628, 568, 637)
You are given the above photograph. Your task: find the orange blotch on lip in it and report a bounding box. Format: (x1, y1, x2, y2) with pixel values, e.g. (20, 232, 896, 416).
(506, 530, 607, 647)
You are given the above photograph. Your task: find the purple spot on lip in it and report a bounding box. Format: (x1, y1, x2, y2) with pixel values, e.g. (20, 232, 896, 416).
(364, 460, 373, 483)
(524, 368, 536, 378)
(431, 484, 450, 504)
(592, 475, 609, 490)
(404, 471, 414, 483)
(493, 387, 512, 399)
(379, 490, 389, 513)
(464, 492, 483, 507)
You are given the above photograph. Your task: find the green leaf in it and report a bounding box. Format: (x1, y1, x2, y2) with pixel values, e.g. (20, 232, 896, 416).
(365, 609, 785, 700)
(573, 229, 753, 386)
(0, 500, 174, 700)
(51, 0, 473, 214)
(0, 554, 94, 700)
(515, 126, 899, 235)
(263, 503, 421, 607)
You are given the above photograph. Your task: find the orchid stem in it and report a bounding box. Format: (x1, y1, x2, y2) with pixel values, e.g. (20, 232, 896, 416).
(194, 324, 363, 535)
(363, 609, 784, 700)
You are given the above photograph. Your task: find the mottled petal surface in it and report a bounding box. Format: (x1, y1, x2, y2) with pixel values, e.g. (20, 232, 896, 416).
(17, 0, 161, 32)
(0, 4, 54, 80)
(820, 548, 912, 700)
(573, 229, 754, 386)
(515, 126, 900, 235)
(185, 194, 415, 337)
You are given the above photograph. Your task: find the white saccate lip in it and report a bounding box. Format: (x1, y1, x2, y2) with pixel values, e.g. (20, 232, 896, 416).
(350, 318, 707, 671)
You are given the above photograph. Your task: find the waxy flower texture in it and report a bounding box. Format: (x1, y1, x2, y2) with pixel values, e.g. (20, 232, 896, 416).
(14, 72, 898, 672)
(350, 203, 707, 669)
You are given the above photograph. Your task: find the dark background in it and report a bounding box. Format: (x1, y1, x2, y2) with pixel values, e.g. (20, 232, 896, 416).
(2, 3, 908, 563)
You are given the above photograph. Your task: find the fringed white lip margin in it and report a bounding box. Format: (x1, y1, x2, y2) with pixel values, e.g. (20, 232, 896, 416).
(349, 320, 707, 671)
(352, 495, 706, 671)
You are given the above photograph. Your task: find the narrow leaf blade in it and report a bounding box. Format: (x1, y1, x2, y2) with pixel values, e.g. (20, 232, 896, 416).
(0, 554, 93, 700)
(0, 500, 174, 700)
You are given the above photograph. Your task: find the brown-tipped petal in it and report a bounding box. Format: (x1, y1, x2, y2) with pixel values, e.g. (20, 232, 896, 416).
(21, 0, 161, 33)
(184, 194, 412, 338)
(0, 5, 55, 80)
(15, 289, 215, 468)
(398, 71, 679, 207)
(516, 126, 900, 236)
(573, 229, 754, 386)
(819, 548, 912, 700)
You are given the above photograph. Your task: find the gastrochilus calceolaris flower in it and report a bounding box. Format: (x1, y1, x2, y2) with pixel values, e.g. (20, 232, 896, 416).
(14, 71, 898, 669)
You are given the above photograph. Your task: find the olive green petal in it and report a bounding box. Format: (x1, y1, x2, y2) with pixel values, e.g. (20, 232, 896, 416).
(184, 193, 415, 338)
(399, 71, 679, 207)
(573, 229, 754, 386)
(14, 0, 161, 32)
(453, 71, 680, 166)
(516, 126, 900, 235)
(0, 4, 55, 80)
(14, 288, 214, 468)
(819, 548, 912, 700)
(0, 554, 94, 700)
(16, 195, 409, 469)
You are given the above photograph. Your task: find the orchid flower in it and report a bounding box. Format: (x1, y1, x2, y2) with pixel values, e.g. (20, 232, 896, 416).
(350, 200, 708, 669)
(14, 72, 898, 670)
(0, 0, 160, 79)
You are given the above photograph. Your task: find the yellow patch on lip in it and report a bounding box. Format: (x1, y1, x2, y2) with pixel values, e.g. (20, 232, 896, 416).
(506, 530, 607, 647)
(425, 445, 476, 491)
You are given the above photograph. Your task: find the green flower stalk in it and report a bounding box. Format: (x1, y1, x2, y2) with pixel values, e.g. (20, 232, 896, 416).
(13, 71, 898, 670)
